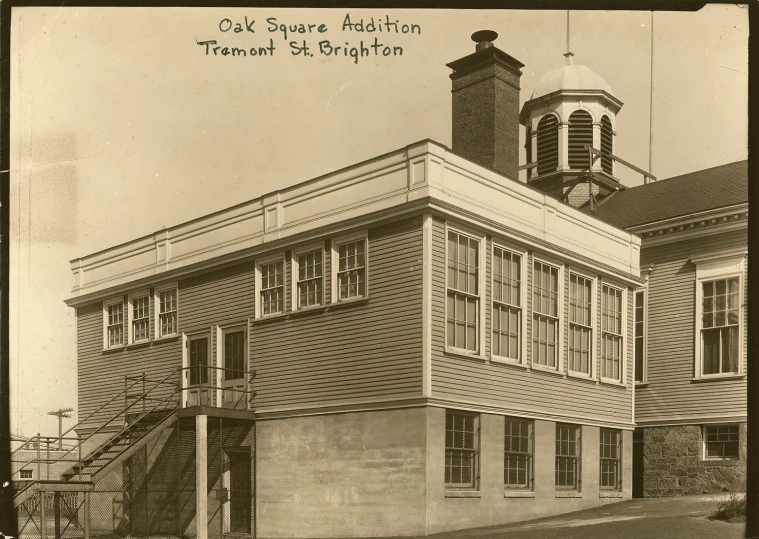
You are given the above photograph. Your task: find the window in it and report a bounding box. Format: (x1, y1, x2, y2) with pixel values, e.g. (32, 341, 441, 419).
(568, 110, 593, 169)
(568, 273, 593, 375)
(634, 290, 646, 383)
(331, 233, 367, 302)
(504, 418, 533, 490)
(532, 261, 559, 369)
(601, 285, 623, 382)
(556, 424, 581, 490)
(703, 425, 740, 460)
(600, 116, 613, 174)
(223, 330, 246, 381)
(693, 253, 745, 378)
(129, 293, 150, 343)
(445, 410, 479, 489)
(599, 429, 622, 490)
(156, 286, 178, 337)
(19, 469, 33, 479)
(447, 229, 481, 353)
(256, 256, 285, 317)
(536, 115, 559, 175)
(492, 247, 522, 361)
(701, 278, 740, 375)
(104, 299, 124, 348)
(293, 246, 324, 309)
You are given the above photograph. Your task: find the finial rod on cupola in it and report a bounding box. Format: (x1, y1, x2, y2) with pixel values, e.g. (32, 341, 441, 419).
(471, 30, 498, 52)
(564, 11, 574, 65)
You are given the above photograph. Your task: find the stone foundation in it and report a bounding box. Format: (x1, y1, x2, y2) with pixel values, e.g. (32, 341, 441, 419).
(642, 423, 746, 497)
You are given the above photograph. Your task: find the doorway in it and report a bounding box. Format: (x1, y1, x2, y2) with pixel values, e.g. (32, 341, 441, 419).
(223, 448, 252, 534)
(632, 428, 644, 498)
(184, 334, 211, 407)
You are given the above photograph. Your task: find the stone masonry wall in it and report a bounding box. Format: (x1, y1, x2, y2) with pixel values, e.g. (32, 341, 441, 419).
(643, 424, 746, 497)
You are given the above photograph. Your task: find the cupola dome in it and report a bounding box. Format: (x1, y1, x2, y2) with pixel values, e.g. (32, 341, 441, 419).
(531, 60, 614, 100)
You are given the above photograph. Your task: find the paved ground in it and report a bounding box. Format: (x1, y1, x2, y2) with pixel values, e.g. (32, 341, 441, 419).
(428, 494, 745, 539)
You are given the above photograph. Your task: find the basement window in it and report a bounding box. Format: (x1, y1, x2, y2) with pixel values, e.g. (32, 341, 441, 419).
(445, 410, 480, 490)
(20, 469, 33, 479)
(599, 428, 622, 490)
(556, 424, 581, 491)
(703, 425, 740, 460)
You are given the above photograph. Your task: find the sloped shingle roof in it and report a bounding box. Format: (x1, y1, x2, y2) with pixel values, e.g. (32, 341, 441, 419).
(591, 160, 748, 229)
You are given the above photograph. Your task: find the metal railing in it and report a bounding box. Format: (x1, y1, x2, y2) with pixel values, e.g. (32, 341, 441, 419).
(178, 365, 255, 410)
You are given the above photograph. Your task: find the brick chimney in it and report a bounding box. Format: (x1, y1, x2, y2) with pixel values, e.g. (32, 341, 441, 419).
(447, 31, 524, 180)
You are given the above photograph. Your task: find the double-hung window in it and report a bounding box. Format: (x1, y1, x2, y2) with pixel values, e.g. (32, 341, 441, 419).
(256, 256, 285, 317)
(129, 292, 150, 343)
(445, 410, 479, 489)
(492, 247, 522, 361)
(556, 424, 581, 491)
(331, 233, 368, 302)
(446, 229, 481, 353)
(156, 285, 178, 337)
(703, 424, 740, 460)
(104, 298, 124, 348)
(293, 245, 324, 309)
(599, 428, 622, 490)
(601, 285, 624, 382)
(532, 261, 559, 369)
(634, 289, 646, 383)
(568, 273, 593, 376)
(504, 418, 533, 490)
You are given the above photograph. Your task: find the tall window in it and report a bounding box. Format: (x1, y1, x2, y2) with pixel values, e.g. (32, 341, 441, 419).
(336, 239, 366, 301)
(447, 230, 480, 353)
(504, 418, 533, 490)
(296, 248, 323, 308)
(536, 115, 559, 175)
(445, 410, 479, 489)
(703, 425, 740, 460)
(599, 428, 622, 490)
(701, 278, 740, 375)
(634, 290, 645, 382)
(601, 285, 623, 381)
(568, 273, 593, 375)
(533, 261, 559, 368)
(601, 116, 613, 174)
(107, 301, 124, 347)
(158, 287, 177, 337)
(568, 110, 593, 169)
(493, 247, 521, 360)
(131, 295, 150, 343)
(260, 259, 285, 315)
(224, 330, 246, 381)
(556, 424, 581, 490)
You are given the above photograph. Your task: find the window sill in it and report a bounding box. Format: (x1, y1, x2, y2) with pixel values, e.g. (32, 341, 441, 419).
(635, 382, 650, 388)
(530, 364, 565, 378)
(567, 371, 596, 383)
(600, 491, 623, 498)
(153, 334, 181, 344)
(125, 341, 151, 350)
(252, 313, 289, 324)
(692, 374, 745, 383)
(555, 491, 582, 498)
(599, 378, 626, 388)
(445, 490, 481, 498)
(491, 356, 528, 369)
(290, 305, 328, 317)
(445, 348, 487, 362)
(699, 458, 741, 466)
(102, 345, 126, 353)
(328, 296, 371, 310)
(504, 490, 535, 498)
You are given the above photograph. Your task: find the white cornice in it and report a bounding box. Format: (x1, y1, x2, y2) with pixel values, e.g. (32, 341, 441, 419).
(66, 140, 641, 306)
(628, 203, 748, 247)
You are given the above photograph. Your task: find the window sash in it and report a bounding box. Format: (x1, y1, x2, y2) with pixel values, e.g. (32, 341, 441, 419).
(131, 296, 149, 342)
(445, 411, 479, 488)
(336, 240, 366, 300)
(601, 285, 623, 381)
(704, 425, 739, 459)
(533, 262, 559, 317)
(260, 260, 285, 315)
(447, 232, 479, 295)
(556, 425, 581, 490)
(568, 325, 592, 374)
(223, 331, 246, 381)
(107, 302, 124, 347)
(20, 469, 33, 479)
(532, 314, 557, 368)
(493, 304, 520, 360)
(158, 288, 177, 336)
(599, 429, 621, 490)
(297, 250, 323, 308)
(504, 419, 533, 489)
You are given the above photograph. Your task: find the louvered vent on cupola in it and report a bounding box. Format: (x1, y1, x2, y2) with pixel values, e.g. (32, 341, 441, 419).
(536, 115, 559, 175)
(525, 125, 532, 174)
(601, 116, 613, 174)
(568, 110, 593, 169)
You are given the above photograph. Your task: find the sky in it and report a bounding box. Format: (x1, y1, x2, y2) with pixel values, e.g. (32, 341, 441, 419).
(8, 5, 748, 438)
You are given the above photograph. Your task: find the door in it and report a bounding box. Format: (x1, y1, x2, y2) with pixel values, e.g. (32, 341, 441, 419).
(185, 334, 210, 407)
(632, 428, 644, 497)
(221, 328, 247, 409)
(227, 450, 251, 534)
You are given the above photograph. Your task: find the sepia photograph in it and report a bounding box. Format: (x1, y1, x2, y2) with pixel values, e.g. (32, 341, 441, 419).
(5, 4, 750, 539)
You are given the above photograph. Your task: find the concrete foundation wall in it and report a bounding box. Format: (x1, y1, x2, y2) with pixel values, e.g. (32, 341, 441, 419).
(642, 424, 746, 497)
(255, 408, 428, 538)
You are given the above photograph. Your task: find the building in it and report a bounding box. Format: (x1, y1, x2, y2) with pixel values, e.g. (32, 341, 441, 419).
(592, 161, 748, 497)
(15, 33, 649, 538)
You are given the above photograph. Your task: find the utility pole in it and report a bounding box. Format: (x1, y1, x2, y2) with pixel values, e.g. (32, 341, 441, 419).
(48, 408, 73, 450)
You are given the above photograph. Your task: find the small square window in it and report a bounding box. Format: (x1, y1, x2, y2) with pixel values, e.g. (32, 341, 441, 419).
(19, 469, 33, 479)
(704, 425, 740, 460)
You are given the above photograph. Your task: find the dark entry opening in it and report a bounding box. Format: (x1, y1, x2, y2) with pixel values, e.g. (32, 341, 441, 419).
(632, 428, 644, 498)
(227, 450, 251, 534)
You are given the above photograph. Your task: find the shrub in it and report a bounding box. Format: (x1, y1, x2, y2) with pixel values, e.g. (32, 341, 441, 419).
(711, 493, 746, 523)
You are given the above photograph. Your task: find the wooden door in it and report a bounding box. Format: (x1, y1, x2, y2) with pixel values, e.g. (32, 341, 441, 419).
(222, 329, 247, 409)
(185, 335, 210, 407)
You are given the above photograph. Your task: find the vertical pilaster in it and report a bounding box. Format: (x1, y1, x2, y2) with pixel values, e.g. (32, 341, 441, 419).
(558, 123, 569, 171)
(196, 414, 208, 539)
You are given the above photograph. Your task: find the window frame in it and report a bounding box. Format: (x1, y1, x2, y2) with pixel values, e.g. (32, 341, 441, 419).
(599, 428, 622, 491)
(291, 242, 326, 311)
(600, 281, 627, 385)
(445, 224, 487, 358)
(444, 409, 480, 491)
(330, 230, 369, 304)
(634, 288, 647, 384)
(491, 243, 527, 365)
(154, 282, 179, 339)
(127, 290, 151, 344)
(102, 296, 126, 349)
(567, 271, 597, 379)
(693, 254, 745, 379)
(702, 424, 741, 461)
(531, 257, 564, 373)
(504, 417, 534, 491)
(555, 423, 582, 491)
(255, 253, 287, 318)
(19, 469, 33, 480)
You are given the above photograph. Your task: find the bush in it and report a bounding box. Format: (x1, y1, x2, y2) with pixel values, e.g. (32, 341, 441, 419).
(711, 493, 746, 523)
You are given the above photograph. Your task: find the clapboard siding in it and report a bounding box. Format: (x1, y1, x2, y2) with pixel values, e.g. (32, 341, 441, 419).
(635, 228, 747, 422)
(251, 217, 424, 409)
(430, 217, 633, 425)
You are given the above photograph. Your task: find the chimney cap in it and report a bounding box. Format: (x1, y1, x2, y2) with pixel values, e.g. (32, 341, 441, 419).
(472, 30, 498, 51)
